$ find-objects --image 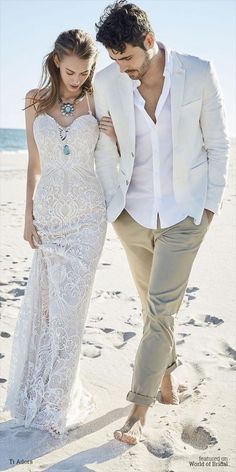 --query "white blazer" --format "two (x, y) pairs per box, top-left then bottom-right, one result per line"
(94, 50), (230, 223)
